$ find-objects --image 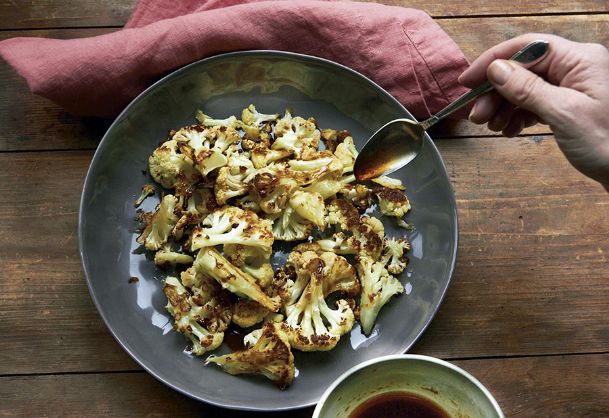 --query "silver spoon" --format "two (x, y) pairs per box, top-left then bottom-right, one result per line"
(354, 40), (550, 181)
